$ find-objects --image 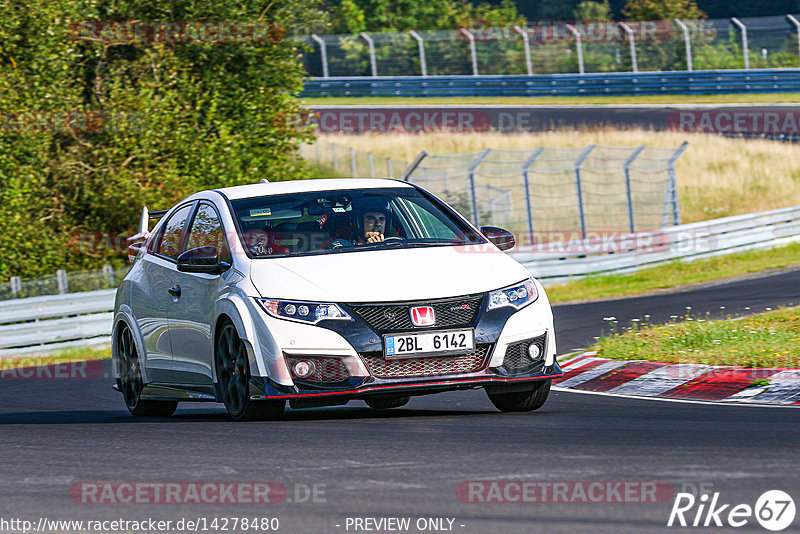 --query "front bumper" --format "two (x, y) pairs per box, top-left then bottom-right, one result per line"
(249, 347), (563, 402)
(250, 282), (559, 401)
